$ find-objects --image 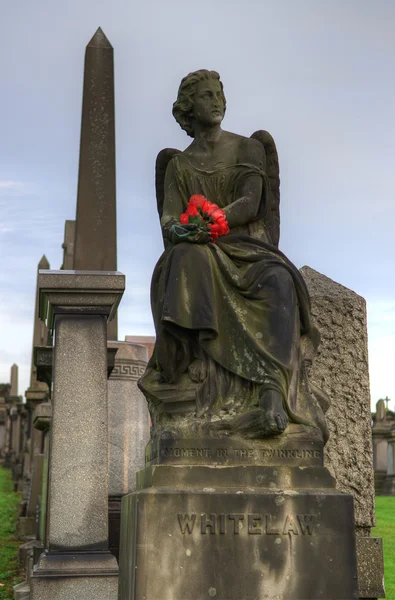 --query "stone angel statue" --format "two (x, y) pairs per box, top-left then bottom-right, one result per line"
(139, 69), (328, 444)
